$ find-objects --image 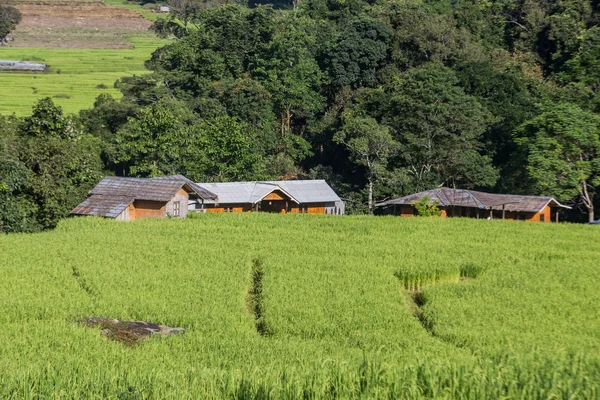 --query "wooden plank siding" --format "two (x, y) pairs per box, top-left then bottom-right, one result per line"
(131, 200), (166, 220)
(205, 204), (253, 213)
